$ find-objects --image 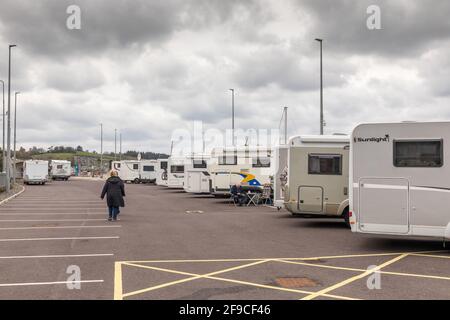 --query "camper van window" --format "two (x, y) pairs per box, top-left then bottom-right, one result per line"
(193, 160), (207, 169)
(57, 165), (63, 169)
(394, 140), (443, 167)
(252, 157), (271, 168)
(133, 164), (139, 170)
(171, 165), (184, 173)
(218, 156), (237, 165)
(308, 154), (342, 175)
(143, 166), (154, 172)
(160, 161), (168, 170)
